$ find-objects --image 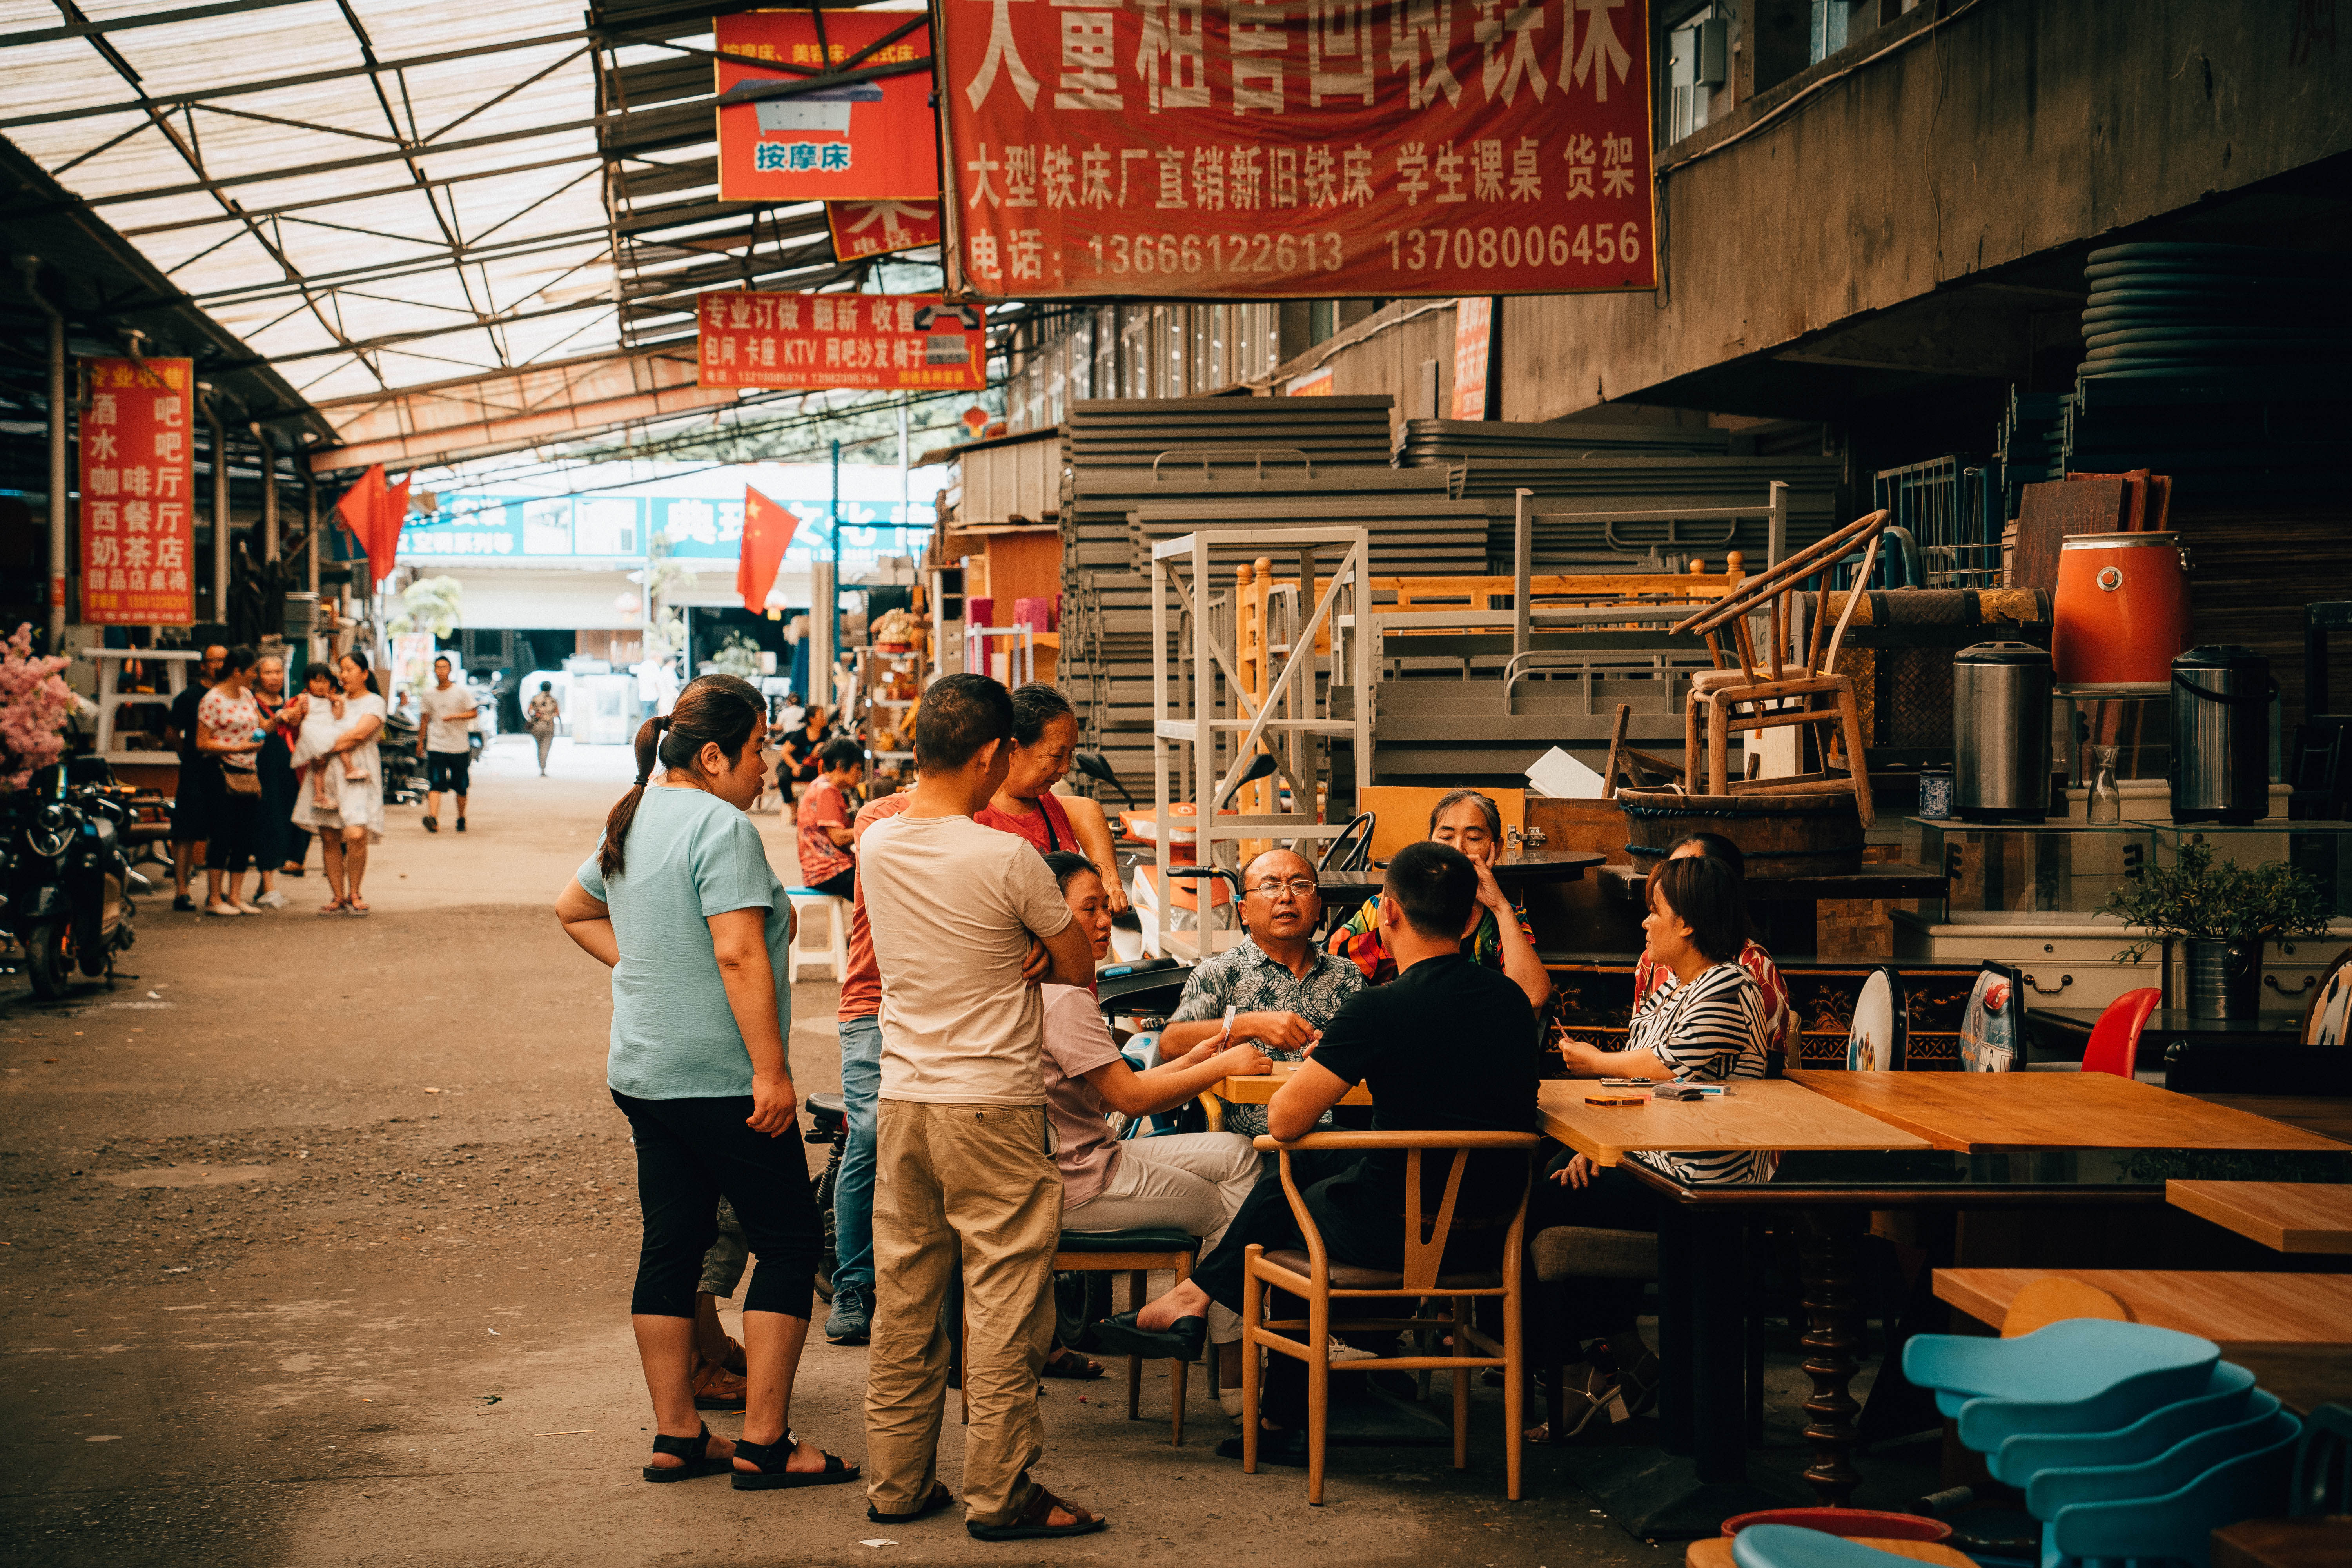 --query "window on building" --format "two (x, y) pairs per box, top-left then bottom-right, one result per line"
(1809, 0), (1849, 64)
